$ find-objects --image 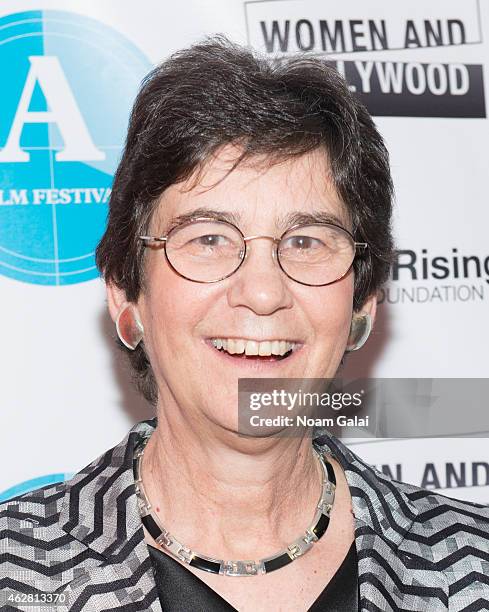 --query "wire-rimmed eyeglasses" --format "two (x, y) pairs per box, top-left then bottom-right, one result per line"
(139, 217), (368, 287)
